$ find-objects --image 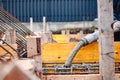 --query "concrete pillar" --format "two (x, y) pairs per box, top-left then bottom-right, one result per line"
(26, 36), (41, 57)
(80, 30), (84, 39)
(26, 36), (42, 78)
(61, 30), (65, 35)
(39, 32), (52, 44)
(5, 29), (16, 44)
(98, 0), (114, 80)
(66, 30), (70, 43)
